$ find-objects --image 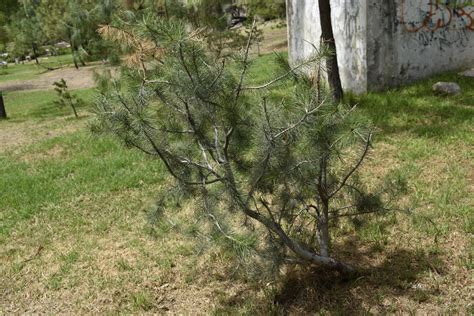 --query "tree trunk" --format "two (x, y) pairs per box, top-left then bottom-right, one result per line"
(318, 0), (343, 102)
(32, 43), (39, 64)
(222, 162), (354, 273)
(67, 29), (79, 69)
(317, 157), (331, 257)
(0, 92), (7, 119)
(70, 102), (78, 118)
(71, 48), (79, 70)
(318, 200), (330, 257)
